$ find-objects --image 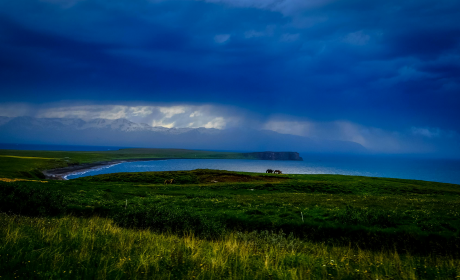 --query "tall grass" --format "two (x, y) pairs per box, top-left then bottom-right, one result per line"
(1, 213), (459, 279)
(1, 170), (460, 278)
(2, 180), (459, 255)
